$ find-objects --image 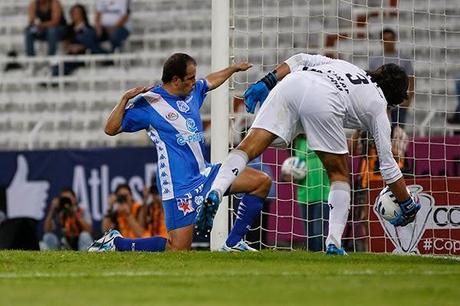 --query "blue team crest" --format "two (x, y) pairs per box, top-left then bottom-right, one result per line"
(176, 100), (190, 113)
(186, 118), (198, 132)
(177, 197), (195, 216)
